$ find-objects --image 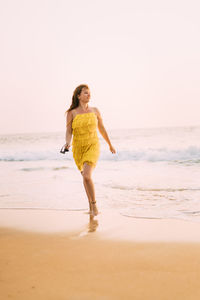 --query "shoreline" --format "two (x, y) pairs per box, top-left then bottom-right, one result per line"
(1, 208), (200, 242)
